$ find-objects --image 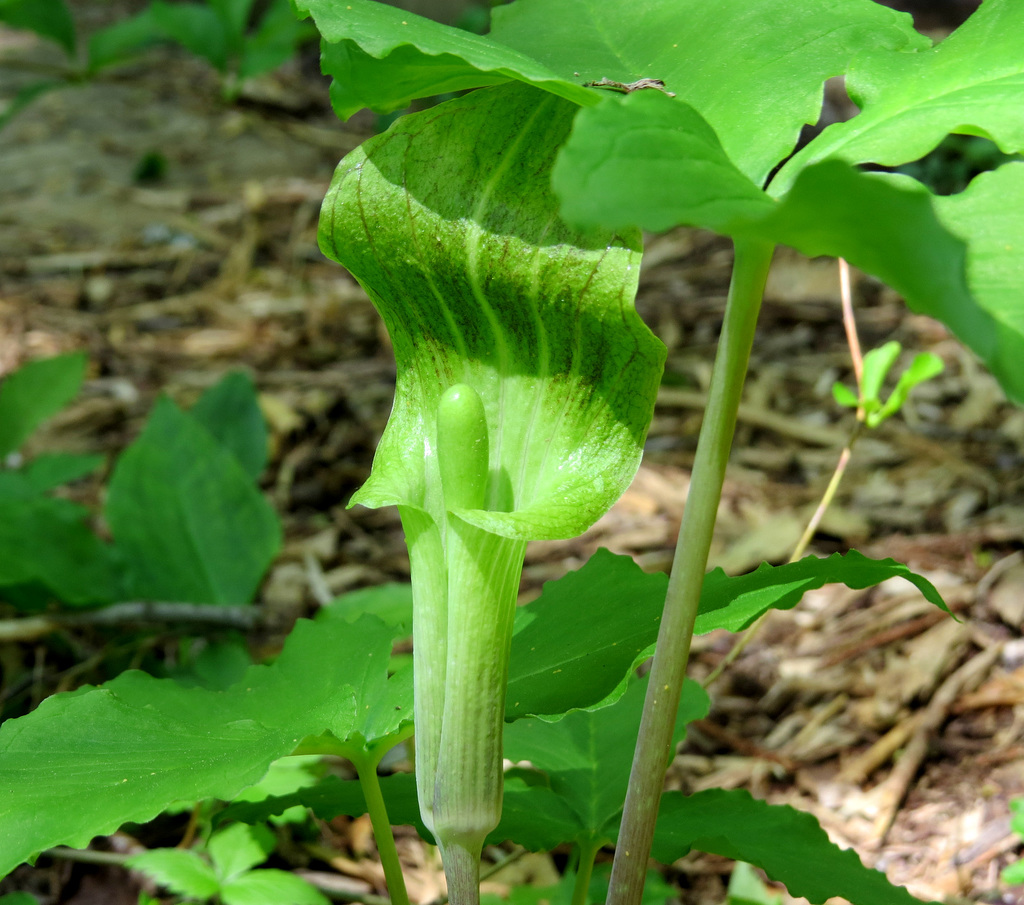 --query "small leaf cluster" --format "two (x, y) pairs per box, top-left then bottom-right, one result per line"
(0, 353), (279, 619)
(127, 822), (328, 905)
(832, 341), (945, 429)
(0, 0), (314, 127)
